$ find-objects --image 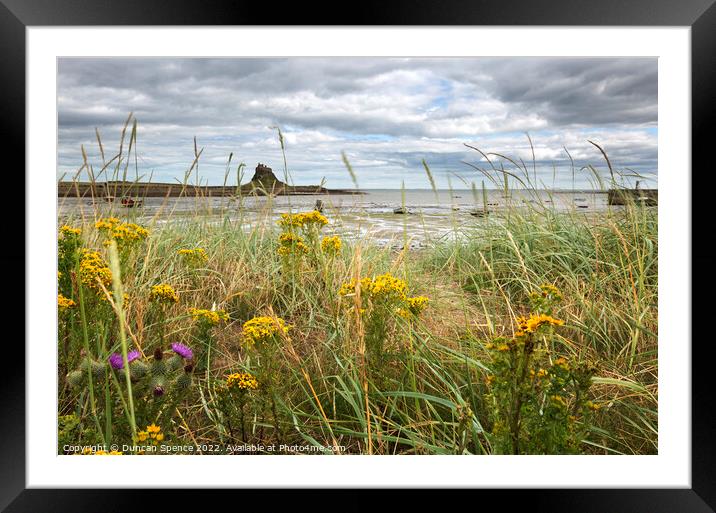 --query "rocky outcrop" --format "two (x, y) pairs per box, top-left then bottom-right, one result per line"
(240, 163), (325, 195)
